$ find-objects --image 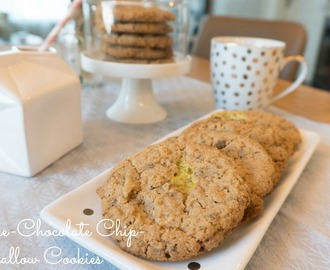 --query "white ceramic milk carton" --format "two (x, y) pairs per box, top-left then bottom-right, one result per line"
(0, 46), (83, 177)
